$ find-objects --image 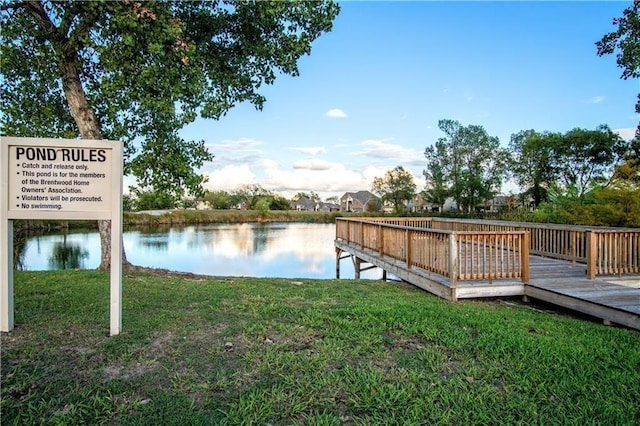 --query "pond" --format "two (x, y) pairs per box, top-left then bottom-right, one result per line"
(16, 223), (382, 279)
